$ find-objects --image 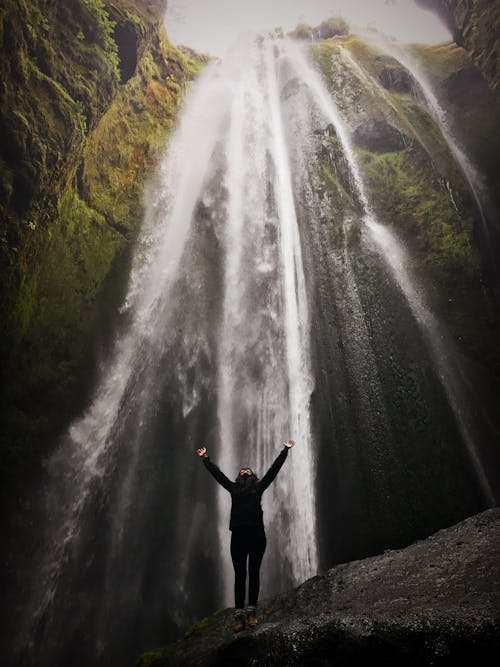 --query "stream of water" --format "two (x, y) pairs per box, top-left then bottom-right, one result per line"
(11, 34), (498, 667)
